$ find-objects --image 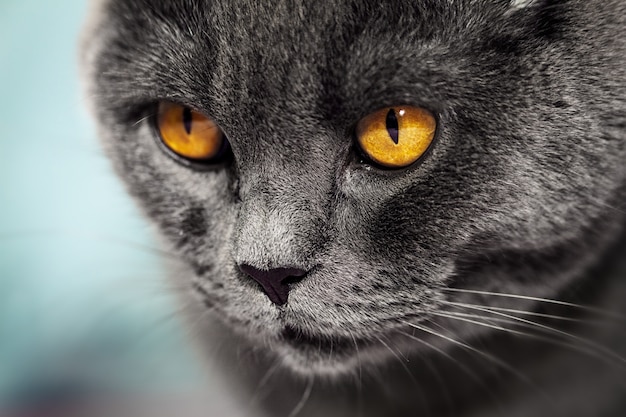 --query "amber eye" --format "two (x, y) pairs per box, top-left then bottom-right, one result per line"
(157, 102), (227, 162)
(356, 106), (436, 168)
